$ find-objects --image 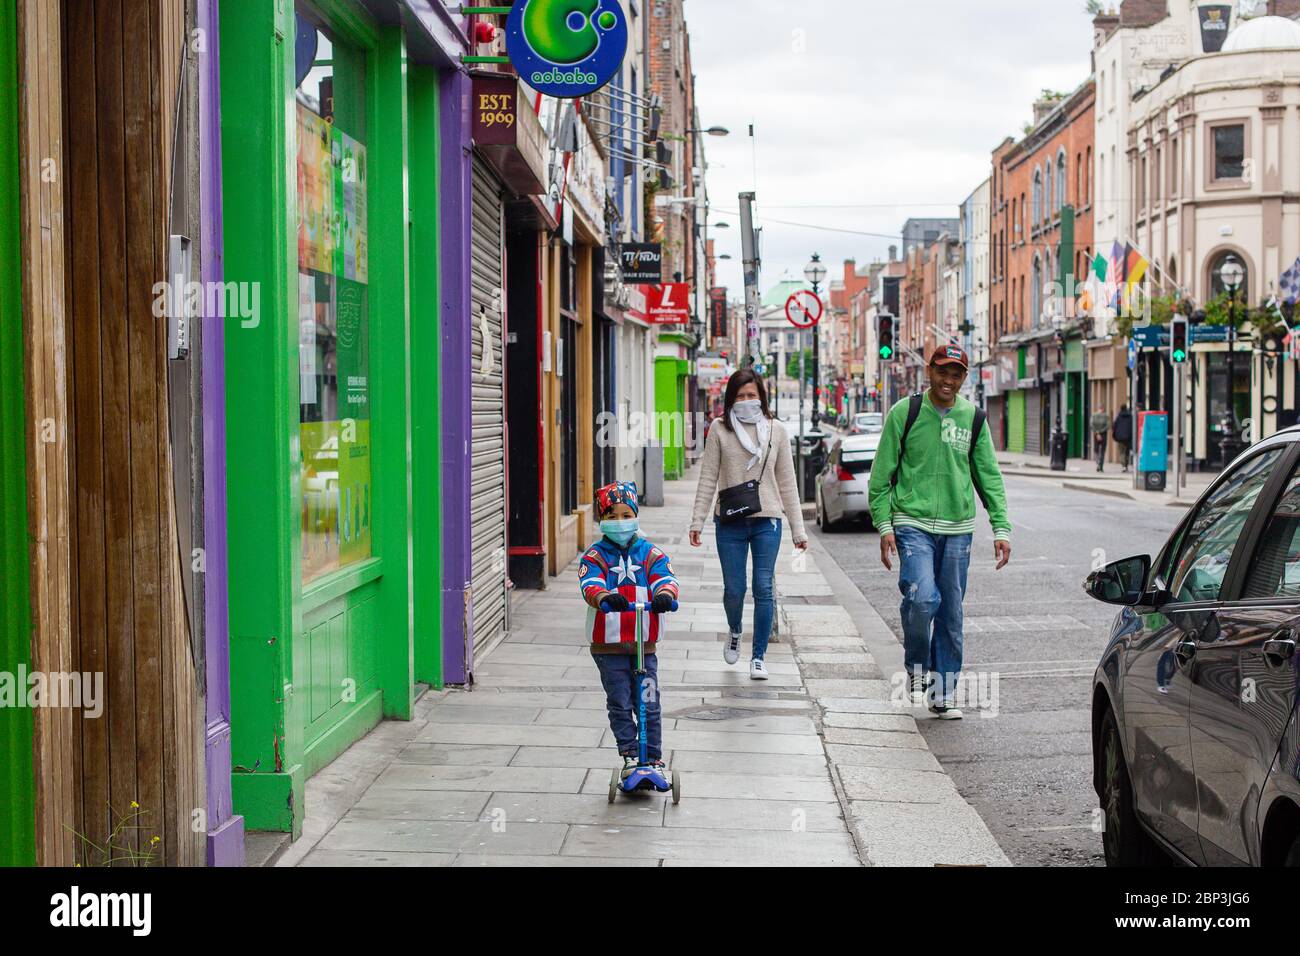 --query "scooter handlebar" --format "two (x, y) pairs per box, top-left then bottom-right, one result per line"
(628, 599), (679, 613)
